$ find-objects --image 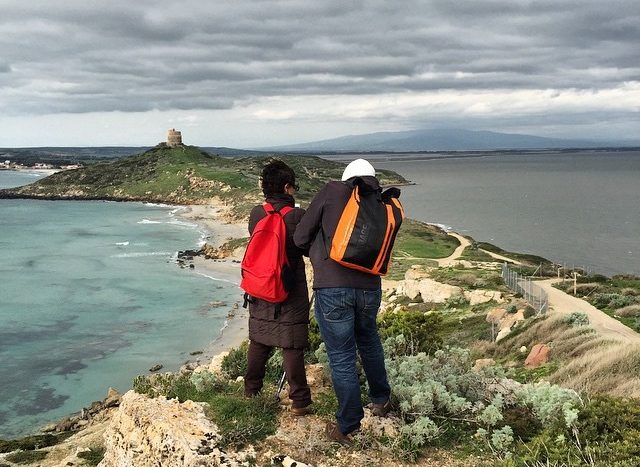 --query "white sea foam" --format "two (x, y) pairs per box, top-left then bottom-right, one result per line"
(115, 241), (130, 246)
(429, 222), (453, 232)
(143, 202), (173, 208)
(112, 251), (172, 258)
(167, 219), (199, 229)
(195, 271), (240, 286)
(137, 219), (162, 224)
